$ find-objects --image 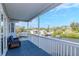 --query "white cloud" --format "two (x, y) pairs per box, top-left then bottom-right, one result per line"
(55, 3), (79, 11)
